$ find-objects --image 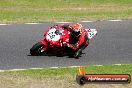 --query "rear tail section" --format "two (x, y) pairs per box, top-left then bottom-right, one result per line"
(85, 29), (97, 39)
